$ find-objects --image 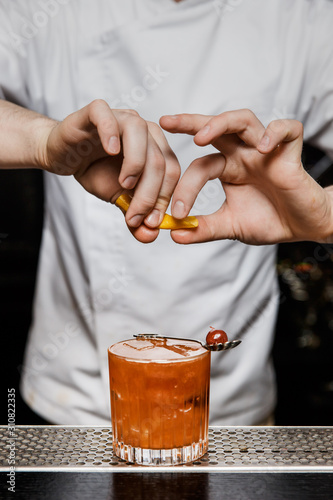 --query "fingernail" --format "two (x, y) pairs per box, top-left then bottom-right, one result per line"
(127, 214), (142, 227)
(259, 135), (270, 149)
(199, 125), (210, 136)
(122, 175), (138, 189)
(109, 136), (120, 154)
(173, 200), (186, 219)
(145, 209), (162, 227)
(164, 115), (178, 120)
